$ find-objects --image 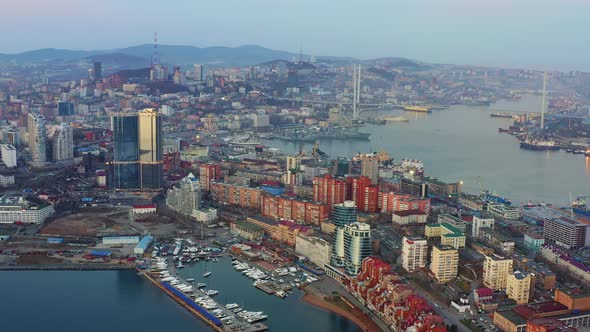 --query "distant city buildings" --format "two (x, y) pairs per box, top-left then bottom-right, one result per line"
(93, 61), (102, 82)
(472, 215), (495, 237)
(194, 64), (203, 81)
(0, 144), (17, 168)
(360, 153), (379, 184)
(112, 108), (163, 190)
